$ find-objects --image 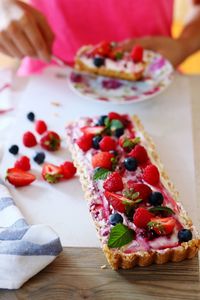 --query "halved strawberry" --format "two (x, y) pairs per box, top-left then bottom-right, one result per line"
(40, 131), (61, 151)
(108, 47), (124, 60)
(104, 191), (134, 213)
(89, 41), (112, 57)
(42, 163), (63, 183)
(6, 168), (36, 187)
(127, 181), (152, 202)
(92, 152), (114, 170)
(147, 217), (176, 235)
(133, 207), (154, 228)
(80, 126), (104, 136)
